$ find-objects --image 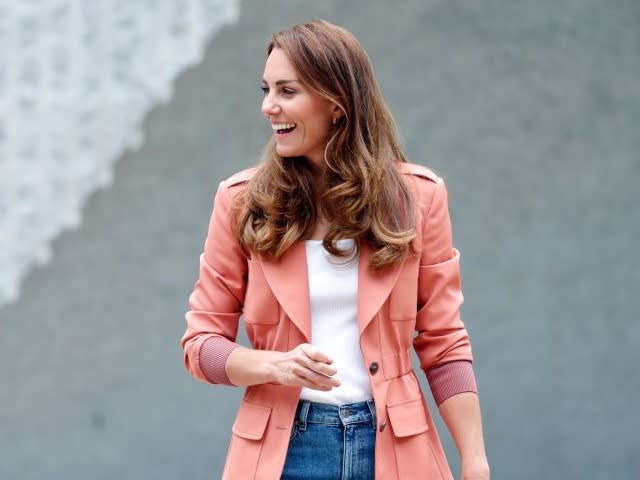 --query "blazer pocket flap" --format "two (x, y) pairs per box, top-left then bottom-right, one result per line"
(232, 401), (272, 440)
(387, 398), (429, 438)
